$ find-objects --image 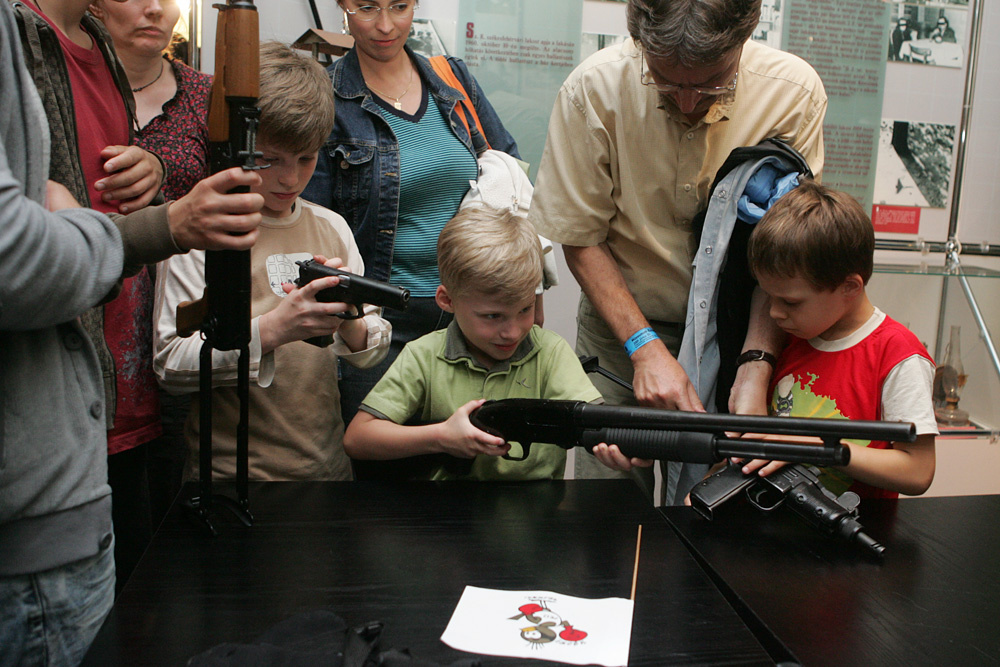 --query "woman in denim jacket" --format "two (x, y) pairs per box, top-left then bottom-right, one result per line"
(302, 0), (519, 480)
